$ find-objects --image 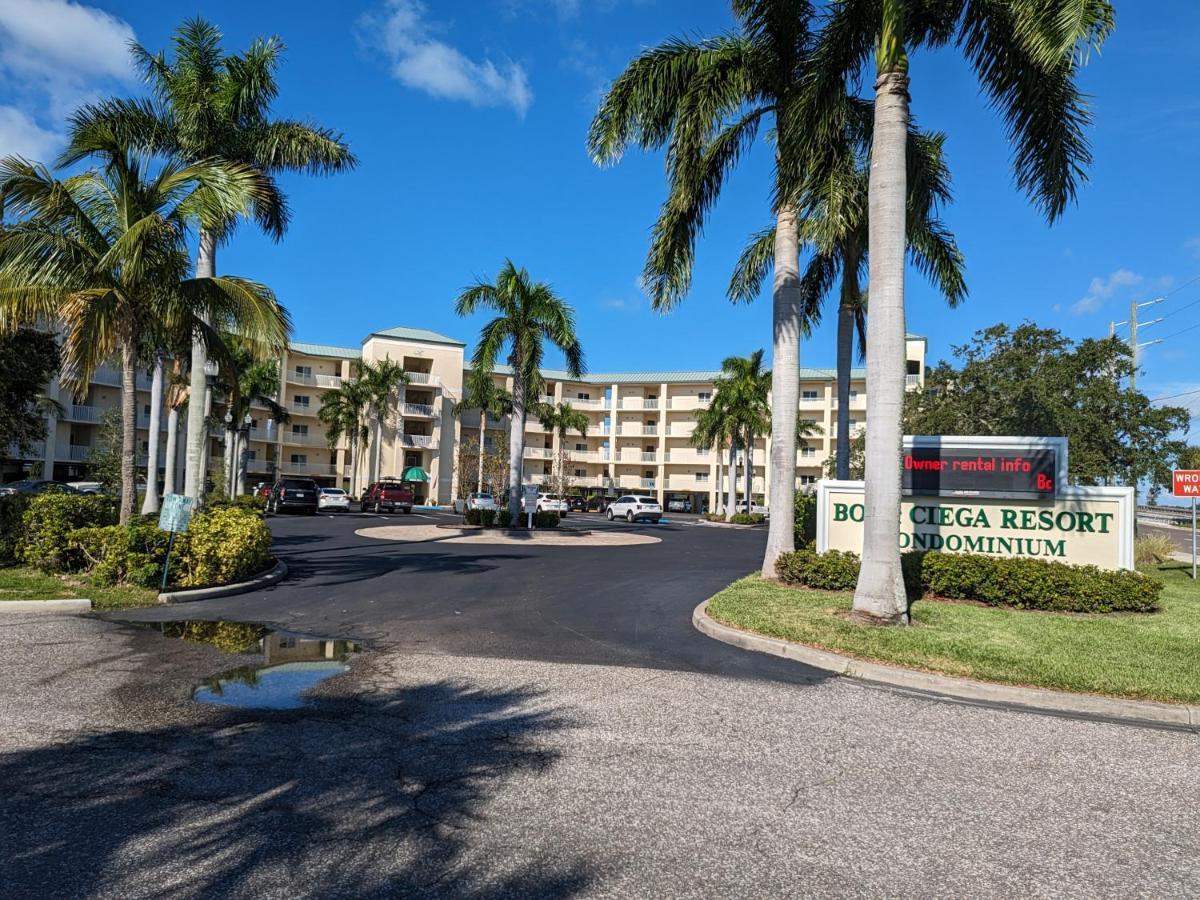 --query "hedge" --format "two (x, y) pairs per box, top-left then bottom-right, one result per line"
(728, 513), (765, 526)
(0, 493), (30, 565)
(181, 506), (272, 587)
(491, 508), (559, 529)
(20, 493), (118, 572)
(69, 520), (176, 588)
(774, 549), (1161, 614)
(464, 507), (497, 526)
